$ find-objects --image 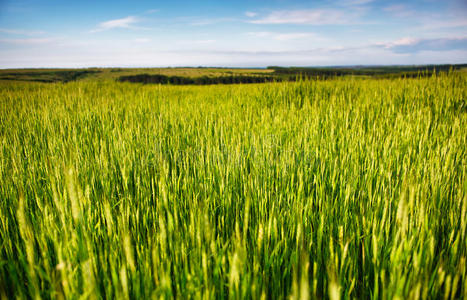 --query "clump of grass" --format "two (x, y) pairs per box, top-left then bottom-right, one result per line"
(0, 72), (465, 299)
